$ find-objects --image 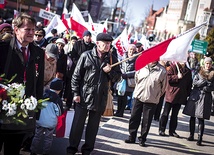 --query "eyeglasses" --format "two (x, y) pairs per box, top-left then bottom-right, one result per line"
(35, 34), (43, 37)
